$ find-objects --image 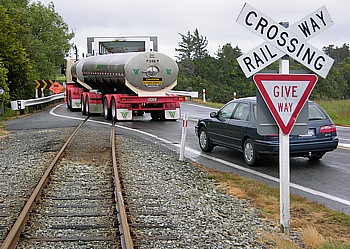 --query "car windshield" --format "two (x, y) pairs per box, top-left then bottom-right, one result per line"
(217, 102), (238, 119)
